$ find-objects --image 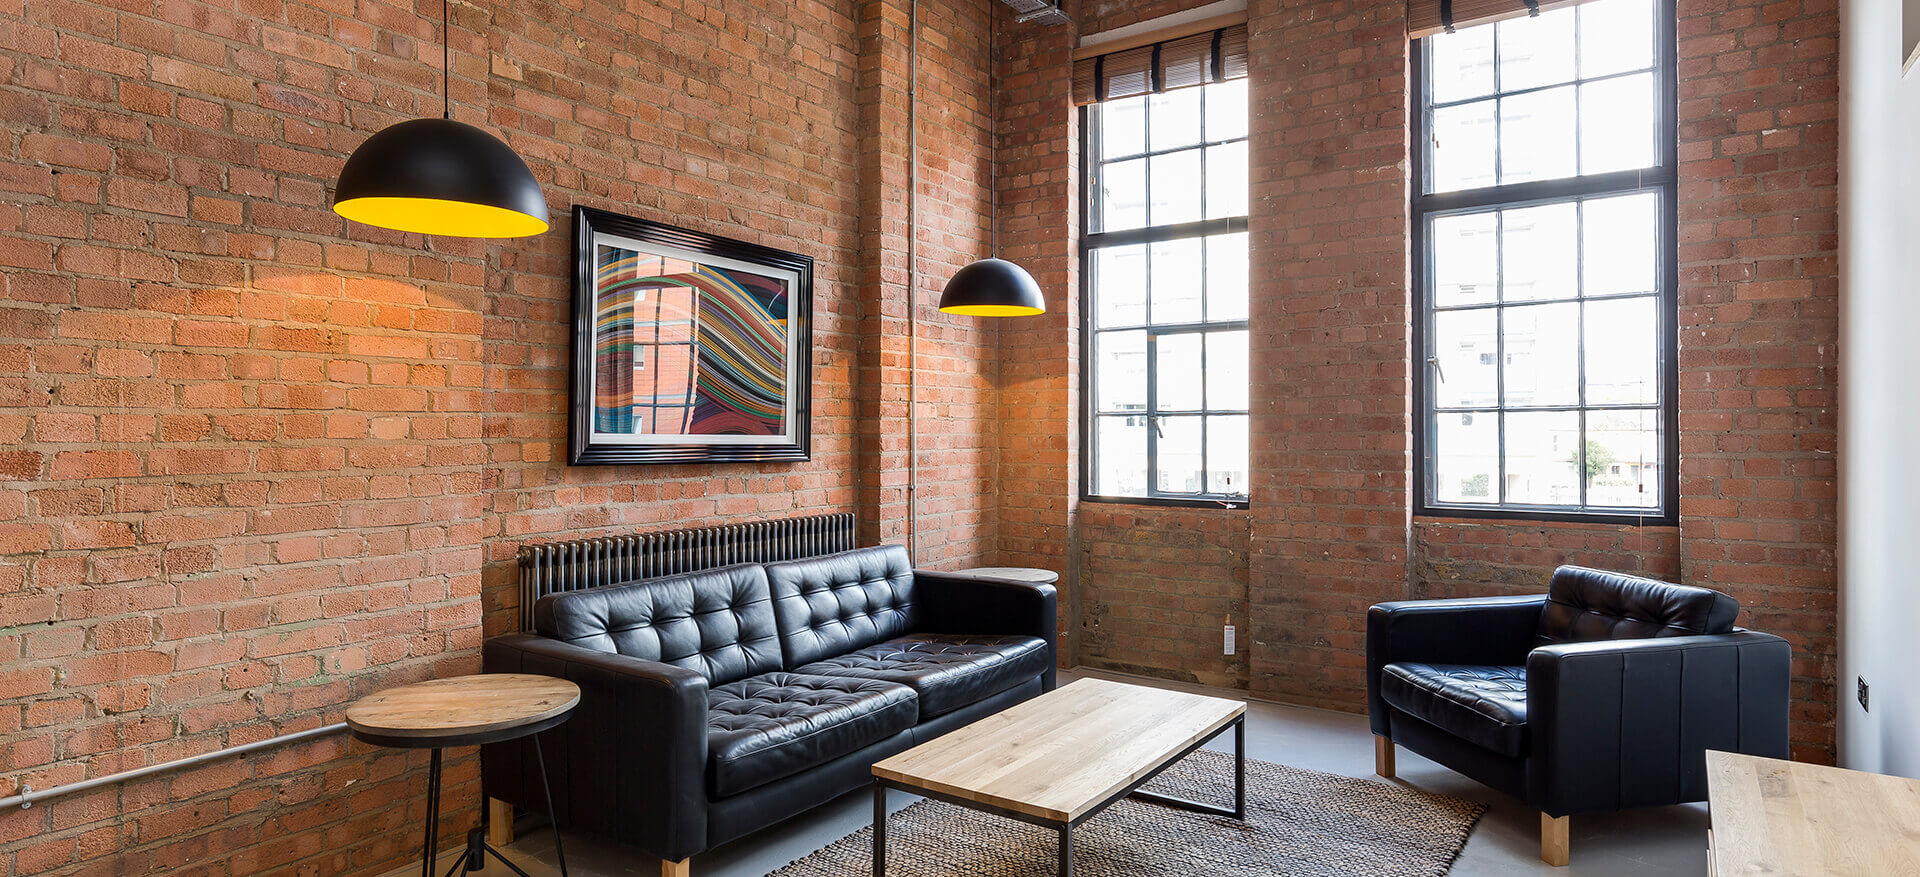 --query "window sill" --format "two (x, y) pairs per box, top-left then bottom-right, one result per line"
(1082, 494), (1250, 511)
(1415, 507), (1676, 527)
